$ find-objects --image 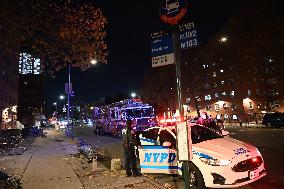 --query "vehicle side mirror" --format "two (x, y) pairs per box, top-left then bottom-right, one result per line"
(221, 130), (230, 136)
